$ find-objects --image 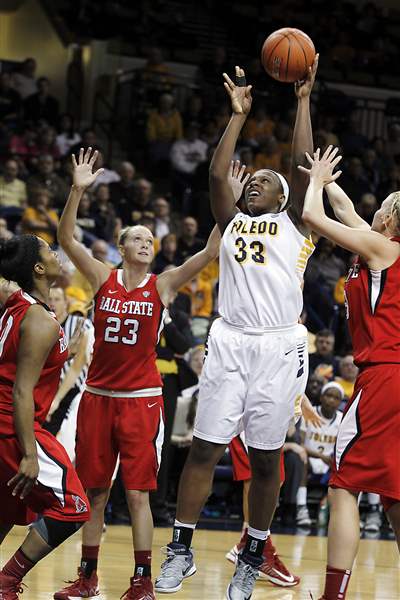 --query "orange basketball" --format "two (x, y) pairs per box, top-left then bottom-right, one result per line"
(261, 28), (316, 83)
